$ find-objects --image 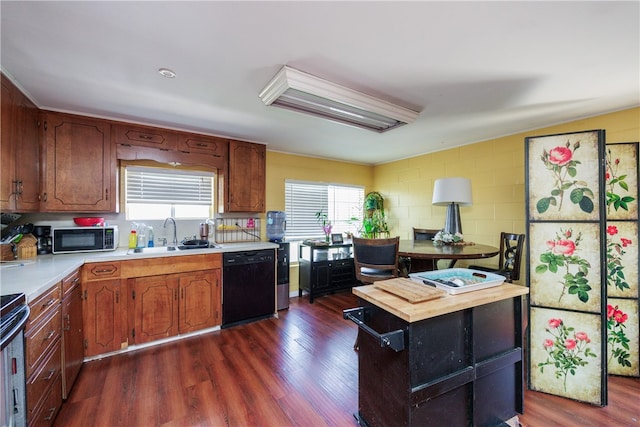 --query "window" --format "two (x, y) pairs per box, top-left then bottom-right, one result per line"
(125, 166), (214, 220)
(285, 180), (364, 261)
